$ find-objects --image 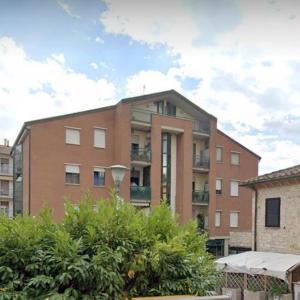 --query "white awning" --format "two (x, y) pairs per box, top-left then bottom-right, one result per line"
(216, 251), (300, 281)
